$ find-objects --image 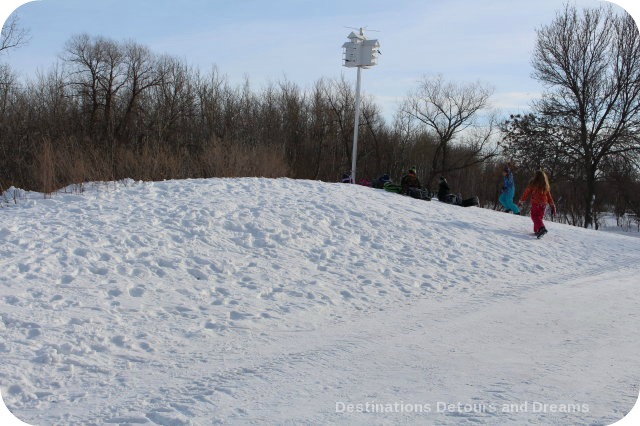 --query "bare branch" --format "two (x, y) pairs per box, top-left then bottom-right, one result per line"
(0, 15), (29, 54)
